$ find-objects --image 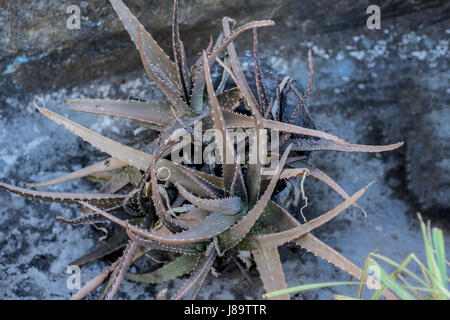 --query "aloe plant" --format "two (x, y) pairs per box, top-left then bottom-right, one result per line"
(0, 0), (404, 300)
